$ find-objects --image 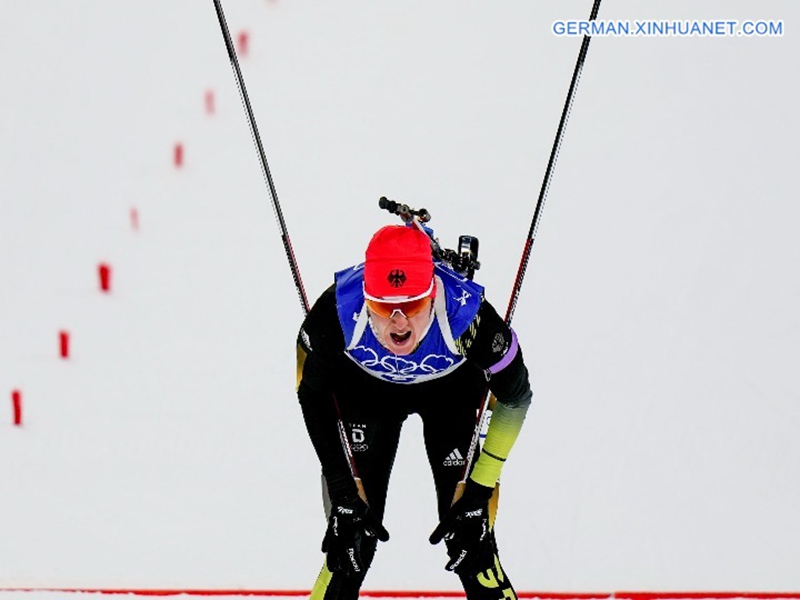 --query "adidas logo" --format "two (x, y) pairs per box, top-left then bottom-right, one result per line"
(443, 448), (466, 467)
